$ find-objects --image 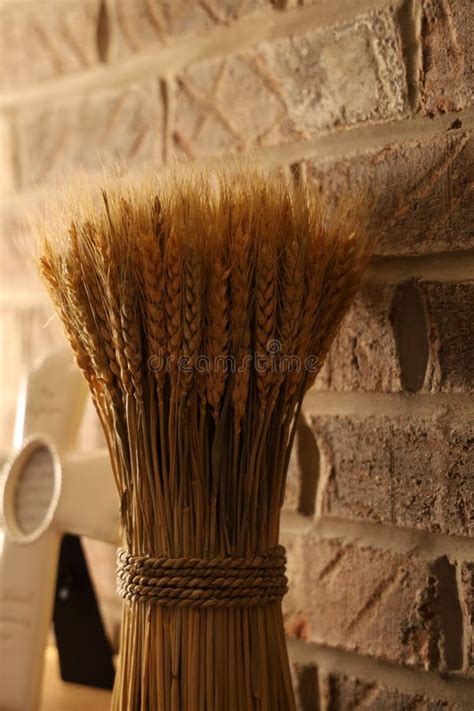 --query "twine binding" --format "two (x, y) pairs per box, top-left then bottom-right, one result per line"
(117, 545), (288, 608)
